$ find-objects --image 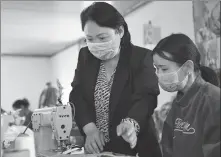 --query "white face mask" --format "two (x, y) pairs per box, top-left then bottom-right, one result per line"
(87, 39), (120, 60)
(156, 63), (190, 92)
(14, 116), (26, 125)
